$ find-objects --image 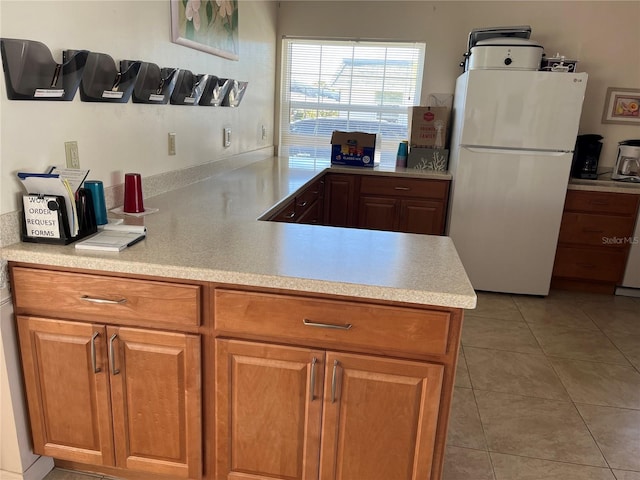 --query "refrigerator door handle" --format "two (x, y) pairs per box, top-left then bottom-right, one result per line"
(463, 146), (570, 156)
